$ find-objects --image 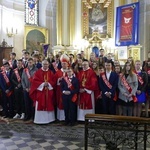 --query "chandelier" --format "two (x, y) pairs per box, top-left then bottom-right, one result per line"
(82, 0), (112, 9)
